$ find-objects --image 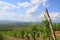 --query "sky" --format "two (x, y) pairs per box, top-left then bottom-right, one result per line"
(0, 0), (60, 22)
